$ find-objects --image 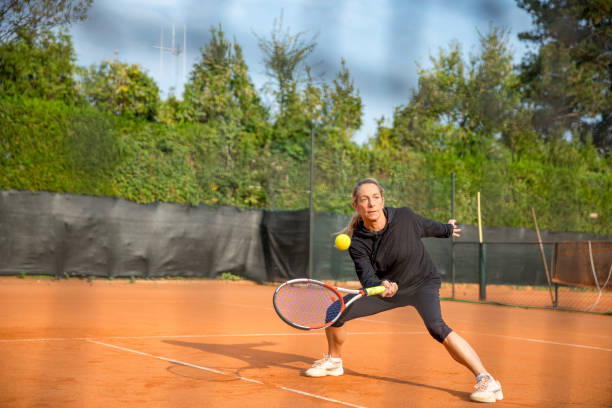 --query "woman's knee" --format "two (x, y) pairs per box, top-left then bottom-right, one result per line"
(426, 319), (452, 343)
